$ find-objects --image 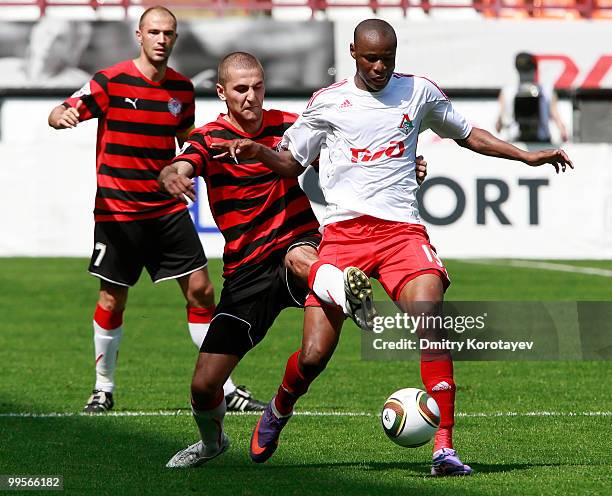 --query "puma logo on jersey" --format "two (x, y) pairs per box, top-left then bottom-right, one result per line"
(399, 114), (414, 135)
(124, 97), (139, 109)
